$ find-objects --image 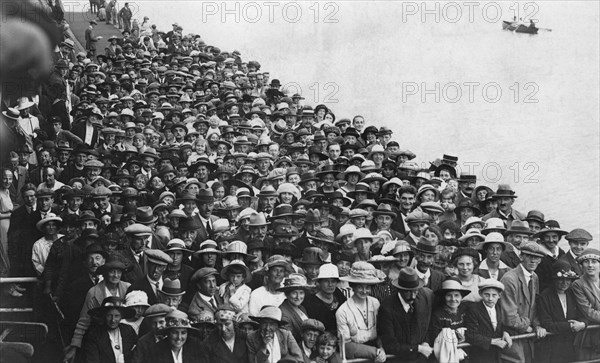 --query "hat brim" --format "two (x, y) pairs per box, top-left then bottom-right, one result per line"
(220, 261), (253, 283)
(36, 217), (63, 231)
(339, 276), (383, 285)
(88, 305), (136, 319)
(391, 279), (424, 290)
(277, 284), (314, 293)
(435, 288), (471, 297)
(249, 316), (287, 326)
